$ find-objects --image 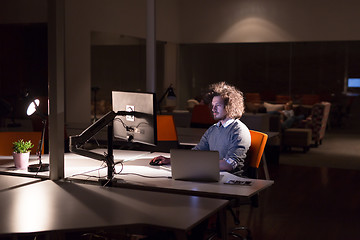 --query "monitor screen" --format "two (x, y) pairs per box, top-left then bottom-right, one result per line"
(112, 91), (157, 146)
(348, 78), (360, 88)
